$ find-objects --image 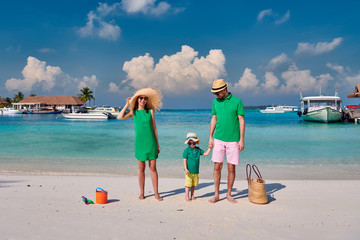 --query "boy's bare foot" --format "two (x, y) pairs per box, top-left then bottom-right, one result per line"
(208, 196), (219, 203)
(191, 196), (197, 200)
(155, 194), (163, 201)
(226, 195), (237, 204)
(138, 194), (145, 200)
(185, 196), (190, 202)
